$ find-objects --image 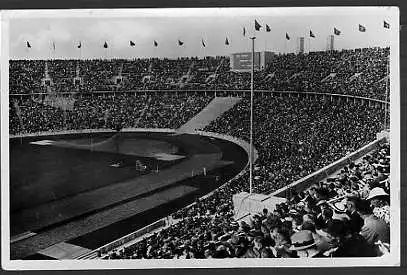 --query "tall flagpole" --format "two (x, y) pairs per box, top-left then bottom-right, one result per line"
(249, 36), (256, 194)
